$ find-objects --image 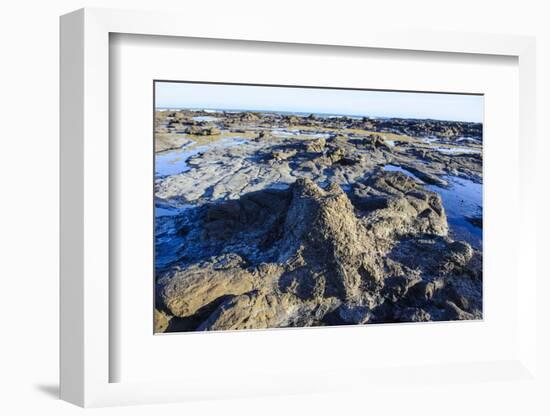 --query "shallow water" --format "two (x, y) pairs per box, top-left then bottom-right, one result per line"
(432, 146), (481, 155)
(155, 142), (202, 177)
(271, 128), (330, 139)
(383, 165), (482, 249)
(192, 116), (219, 122)
(426, 176), (482, 249)
(155, 205), (196, 269)
(155, 205), (192, 217)
(155, 137), (249, 217)
(155, 137), (247, 178)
